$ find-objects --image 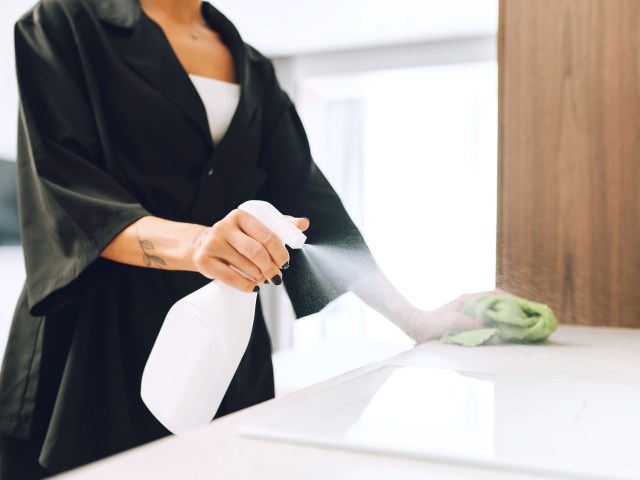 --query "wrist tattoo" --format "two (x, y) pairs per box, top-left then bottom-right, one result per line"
(192, 227), (210, 245)
(136, 228), (167, 269)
